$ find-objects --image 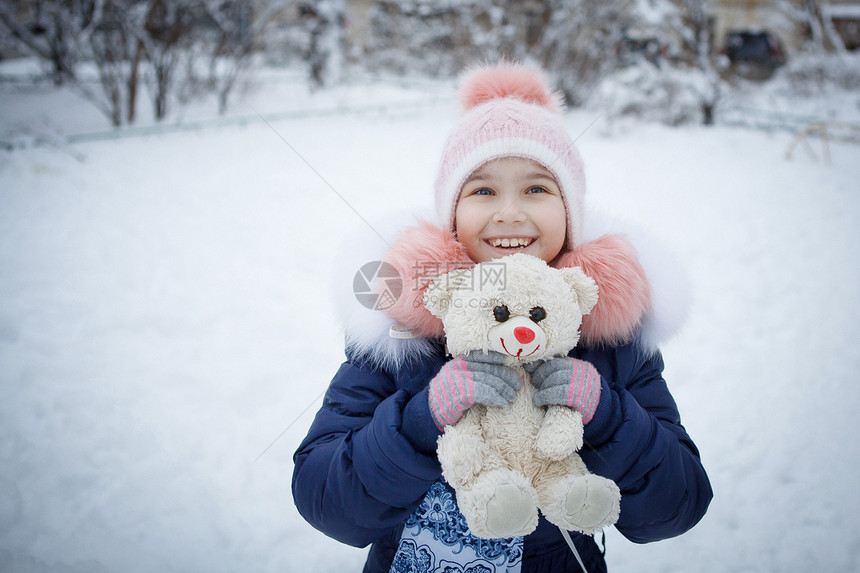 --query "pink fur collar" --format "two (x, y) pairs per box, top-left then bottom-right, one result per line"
(382, 221), (652, 347)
